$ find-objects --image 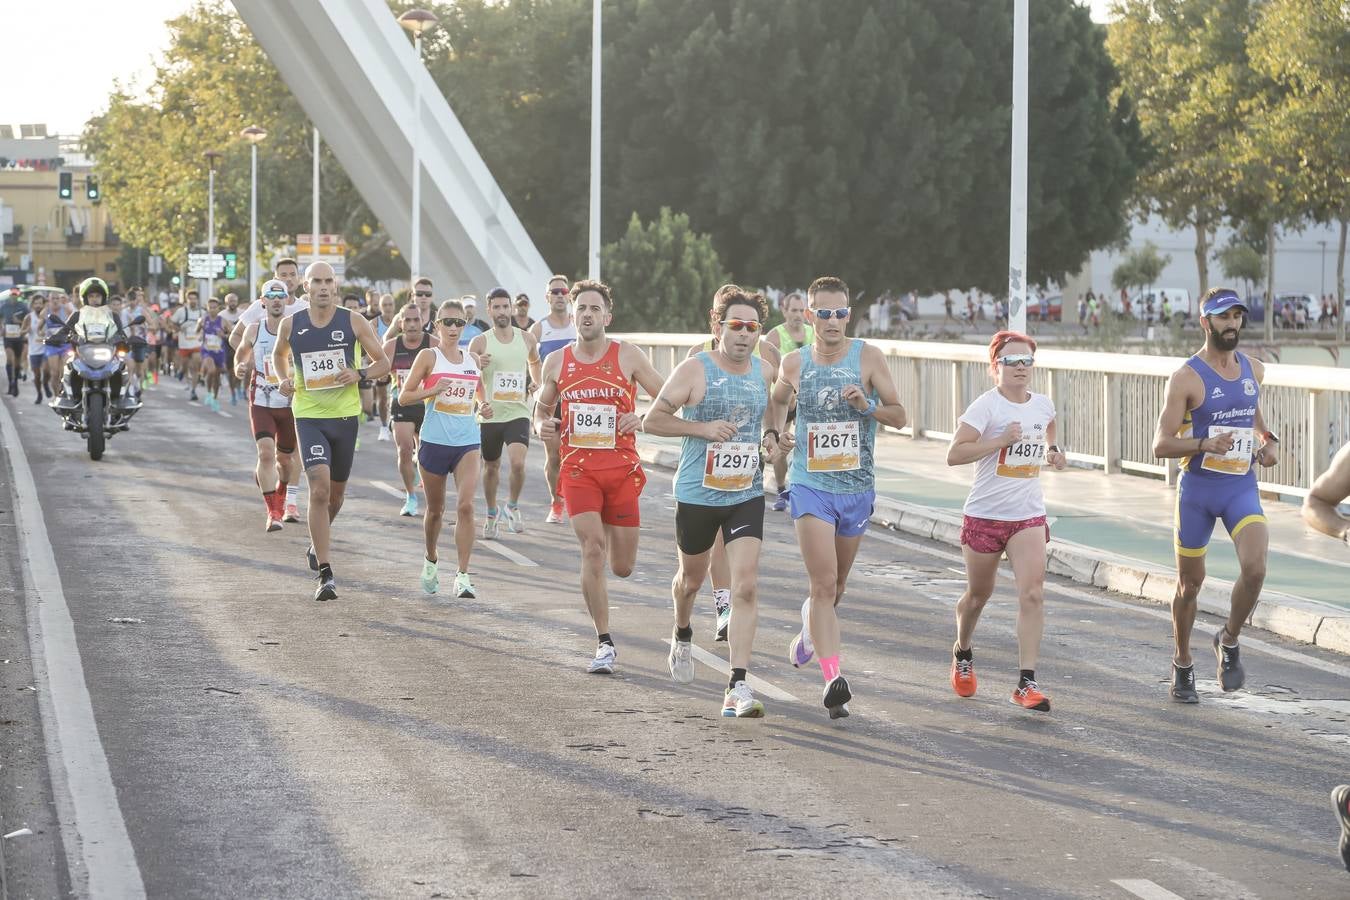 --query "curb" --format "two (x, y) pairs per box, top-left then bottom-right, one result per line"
(636, 443), (1350, 657)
